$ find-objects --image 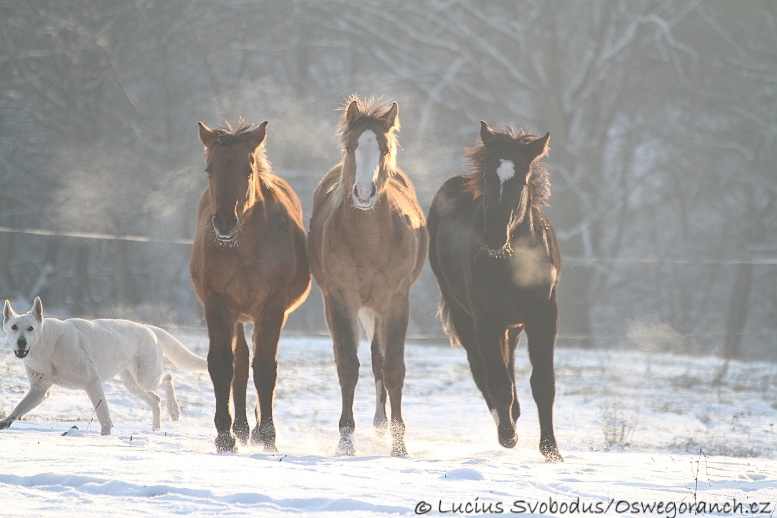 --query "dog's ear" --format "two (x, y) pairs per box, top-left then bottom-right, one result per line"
(3, 300), (13, 324)
(32, 297), (43, 322)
